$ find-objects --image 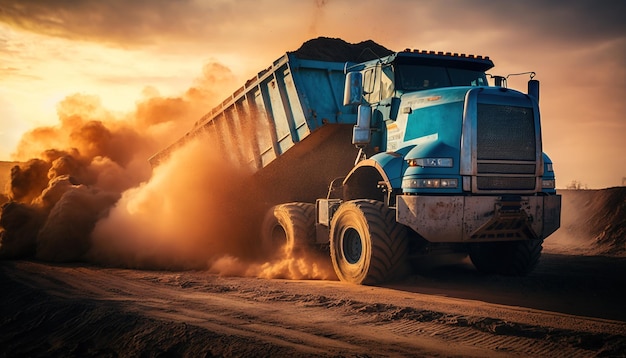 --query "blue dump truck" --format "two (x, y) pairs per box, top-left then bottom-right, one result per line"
(152, 38), (561, 284)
